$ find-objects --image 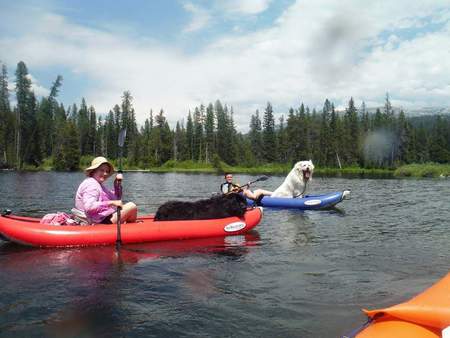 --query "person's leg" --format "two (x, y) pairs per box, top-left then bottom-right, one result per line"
(122, 202), (137, 222)
(111, 202), (138, 223)
(242, 189), (256, 200)
(243, 189), (272, 200)
(253, 189), (272, 199)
